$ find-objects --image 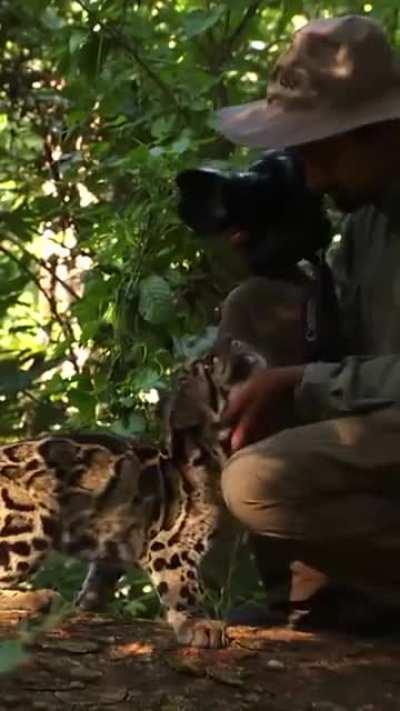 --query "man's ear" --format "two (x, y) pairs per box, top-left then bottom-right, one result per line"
(229, 349), (267, 384)
(213, 337), (268, 385)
